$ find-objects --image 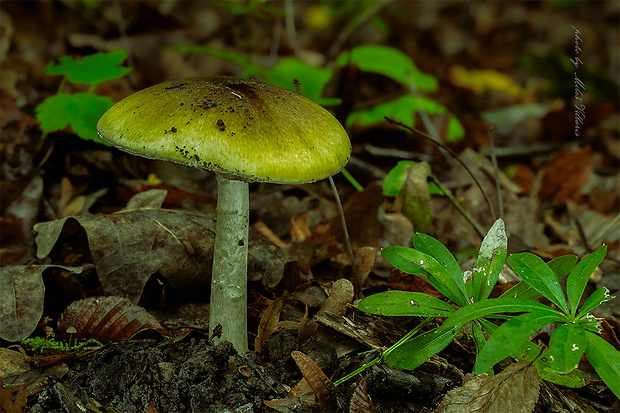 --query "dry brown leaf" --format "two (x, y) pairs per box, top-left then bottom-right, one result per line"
(317, 279), (355, 318)
(355, 247), (377, 289)
(291, 350), (346, 412)
(57, 296), (171, 341)
(34, 189), (287, 303)
(0, 377), (26, 413)
(0, 265), (81, 342)
(349, 376), (376, 413)
(538, 147), (593, 203)
(255, 297), (283, 357)
(263, 377), (316, 412)
(437, 360), (540, 413)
